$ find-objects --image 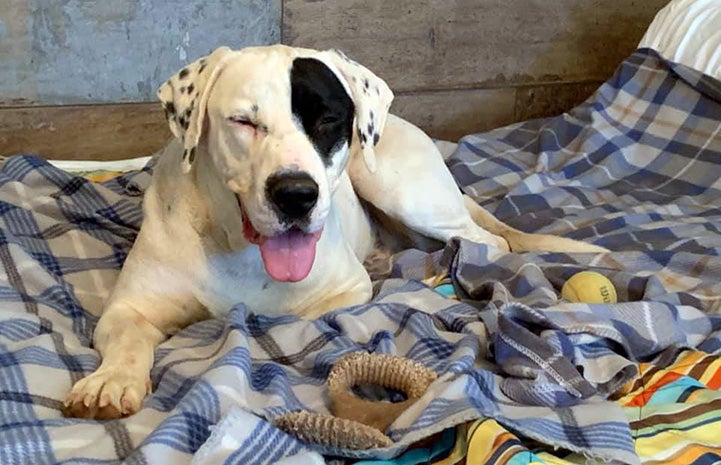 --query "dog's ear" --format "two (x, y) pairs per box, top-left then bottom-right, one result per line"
(316, 49), (393, 173)
(157, 46), (233, 173)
